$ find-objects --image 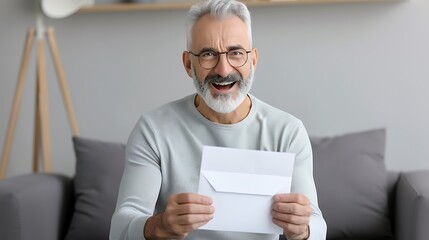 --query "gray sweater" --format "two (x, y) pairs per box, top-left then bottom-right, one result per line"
(110, 94), (327, 240)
